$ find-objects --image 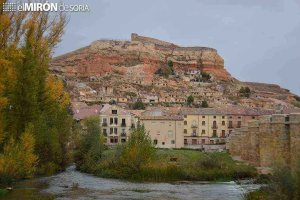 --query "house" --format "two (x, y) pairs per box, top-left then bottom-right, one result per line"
(180, 108), (228, 146)
(140, 115), (184, 149)
(99, 104), (137, 145)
